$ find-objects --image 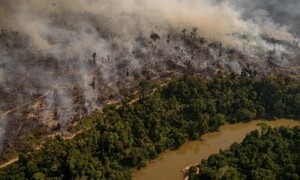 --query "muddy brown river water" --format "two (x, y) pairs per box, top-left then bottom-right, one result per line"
(133, 119), (300, 180)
